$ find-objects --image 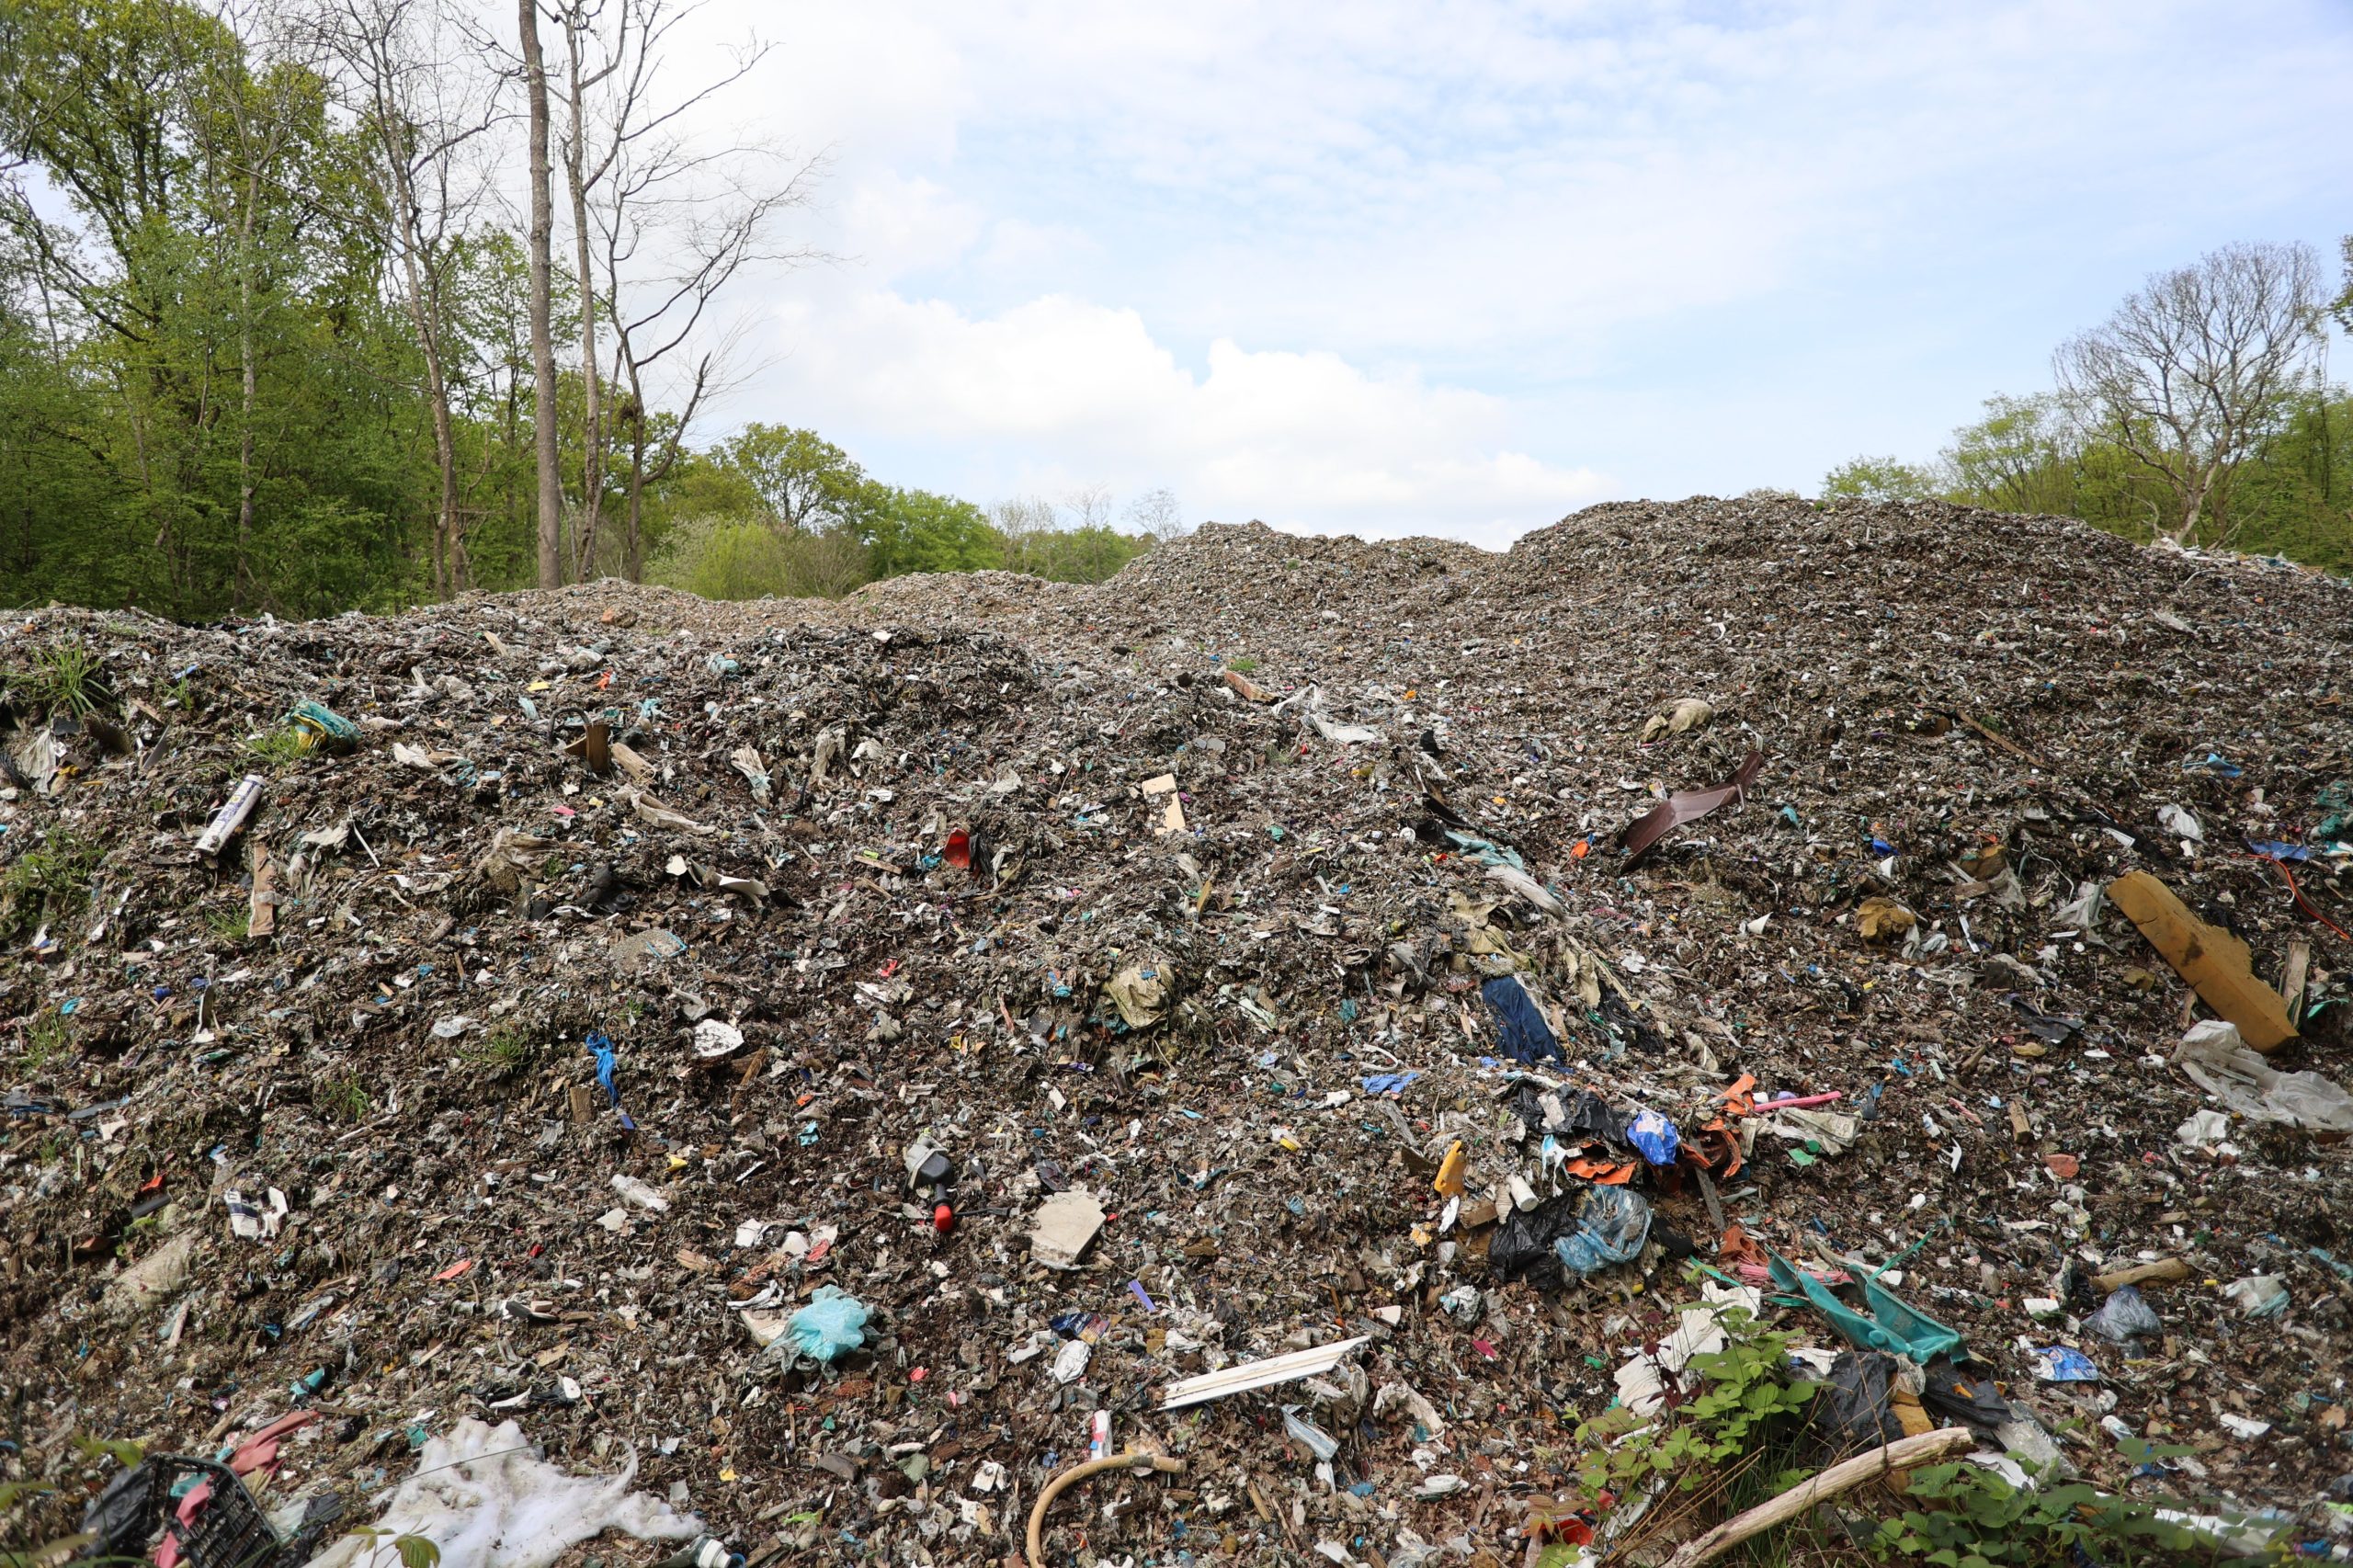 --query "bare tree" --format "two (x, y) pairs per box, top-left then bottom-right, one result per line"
(562, 0), (814, 580)
(1060, 483), (1113, 531)
(554, 0), (613, 581)
(1123, 485), (1188, 543)
(2053, 242), (2324, 545)
(517, 0), (562, 587)
(2335, 234), (2352, 336)
(314, 0), (503, 599)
